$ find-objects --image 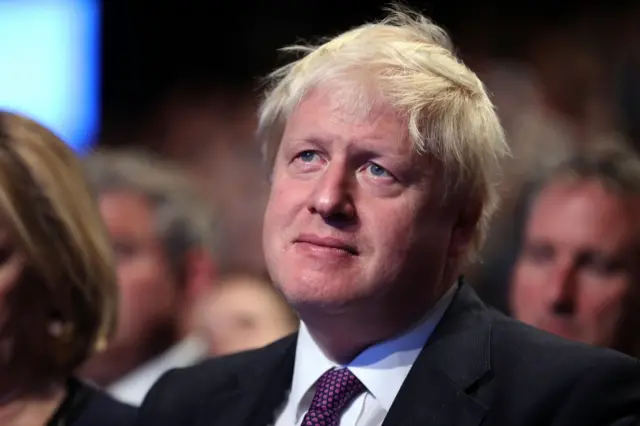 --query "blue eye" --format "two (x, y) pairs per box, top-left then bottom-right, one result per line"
(367, 163), (391, 178)
(297, 151), (317, 162)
